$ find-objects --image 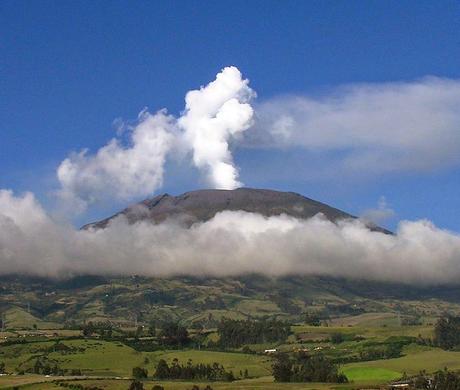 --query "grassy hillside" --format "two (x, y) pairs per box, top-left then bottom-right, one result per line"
(1, 275), (460, 328)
